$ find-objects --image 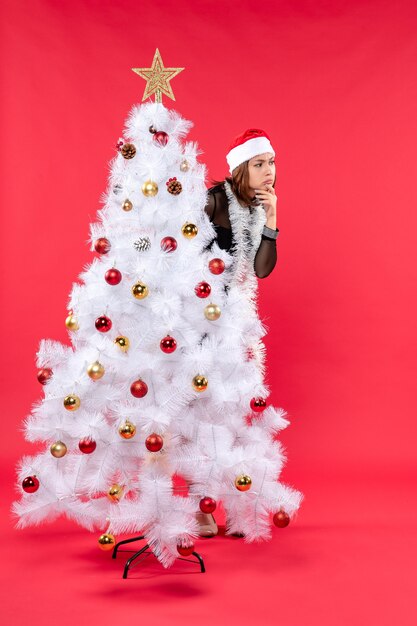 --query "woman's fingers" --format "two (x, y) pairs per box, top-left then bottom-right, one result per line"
(256, 192), (274, 202)
(255, 190), (274, 198)
(255, 188), (277, 217)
